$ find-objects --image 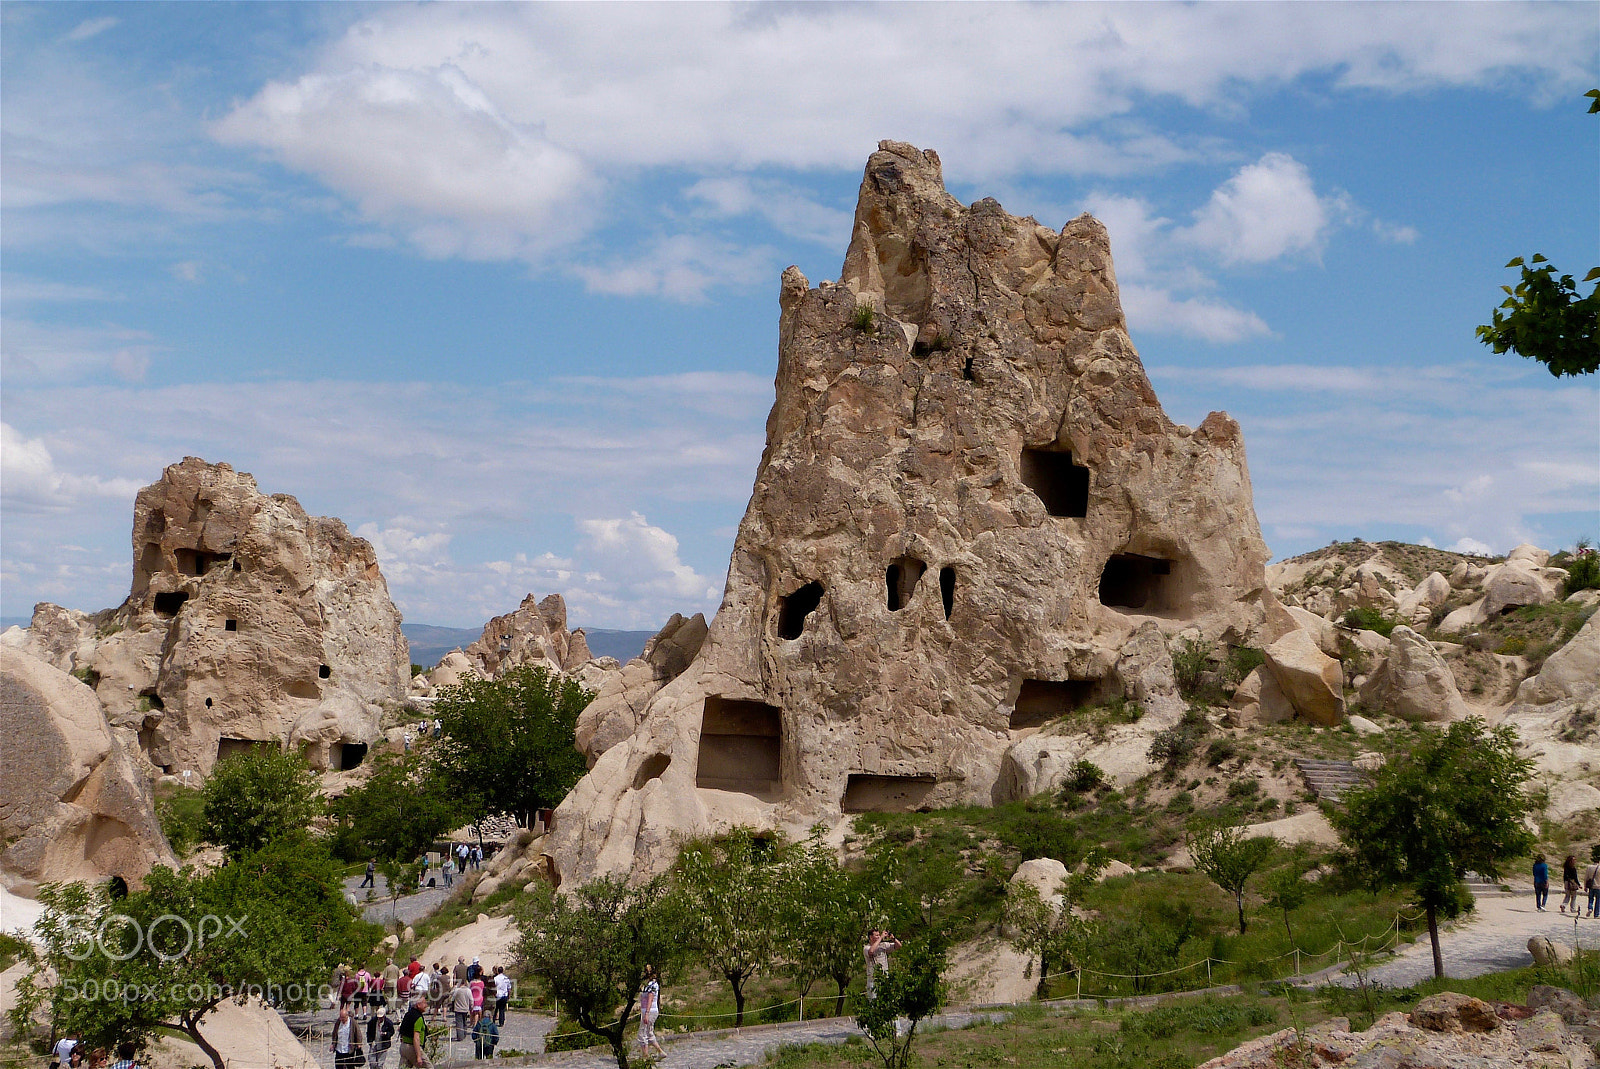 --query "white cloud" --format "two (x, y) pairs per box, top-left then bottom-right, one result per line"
(0, 318), (156, 384)
(1447, 537), (1495, 557)
(1154, 364), (1378, 392)
(0, 276), (120, 303)
(63, 17), (118, 43)
(170, 261), (200, 283)
(0, 422), (142, 513)
(197, 4), (1582, 292)
(1182, 153), (1336, 265)
(571, 235), (775, 302)
(1118, 285), (1270, 344)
